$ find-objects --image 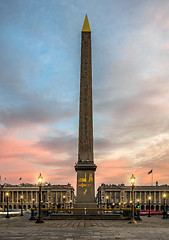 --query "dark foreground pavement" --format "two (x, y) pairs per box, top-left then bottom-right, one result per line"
(0, 214), (169, 239)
